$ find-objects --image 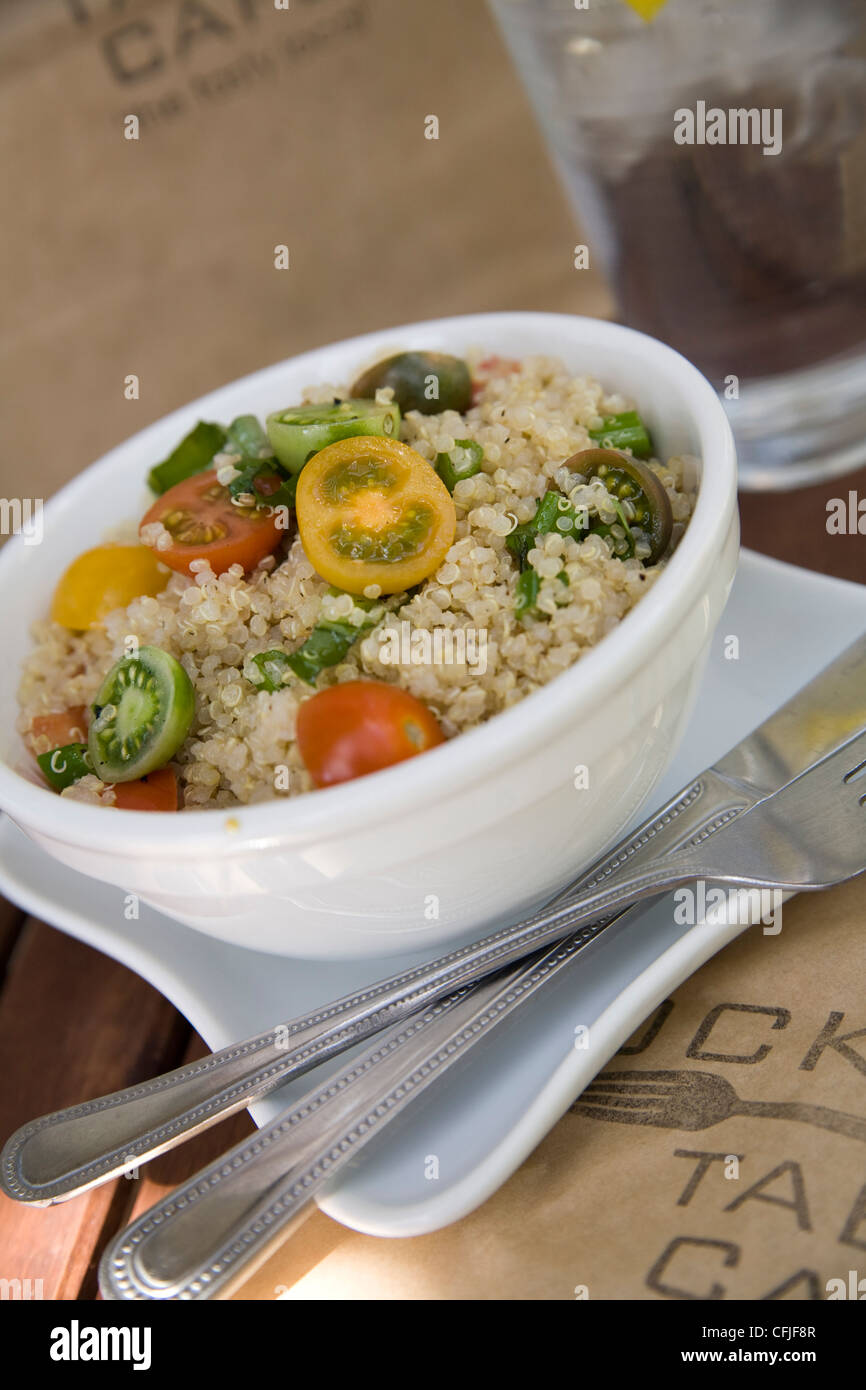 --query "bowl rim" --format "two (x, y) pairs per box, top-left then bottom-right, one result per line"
(0, 311), (737, 854)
